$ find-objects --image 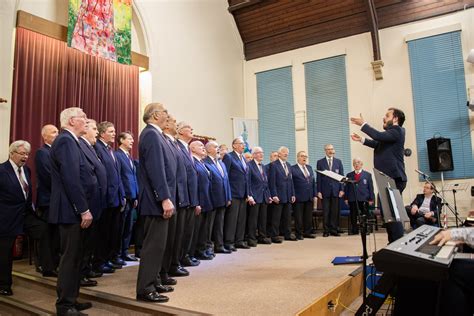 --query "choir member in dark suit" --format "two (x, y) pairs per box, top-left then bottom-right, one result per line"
(204, 141), (232, 253)
(0, 140), (32, 296)
(291, 151), (317, 240)
(344, 158), (374, 235)
(268, 146), (296, 242)
(93, 121), (126, 272)
(33, 124), (59, 276)
(136, 103), (176, 303)
(49, 107), (94, 315)
(78, 119), (107, 285)
(316, 144), (345, 237)
(222, 137), (255, 250)
(351, 107), (407, 242)
(408, 182), (441, 228)
(176, 122), (200, 267)
(247, 146), (272, 246)
(115, 132), (139, 262)
(218, 144), (229, 161)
